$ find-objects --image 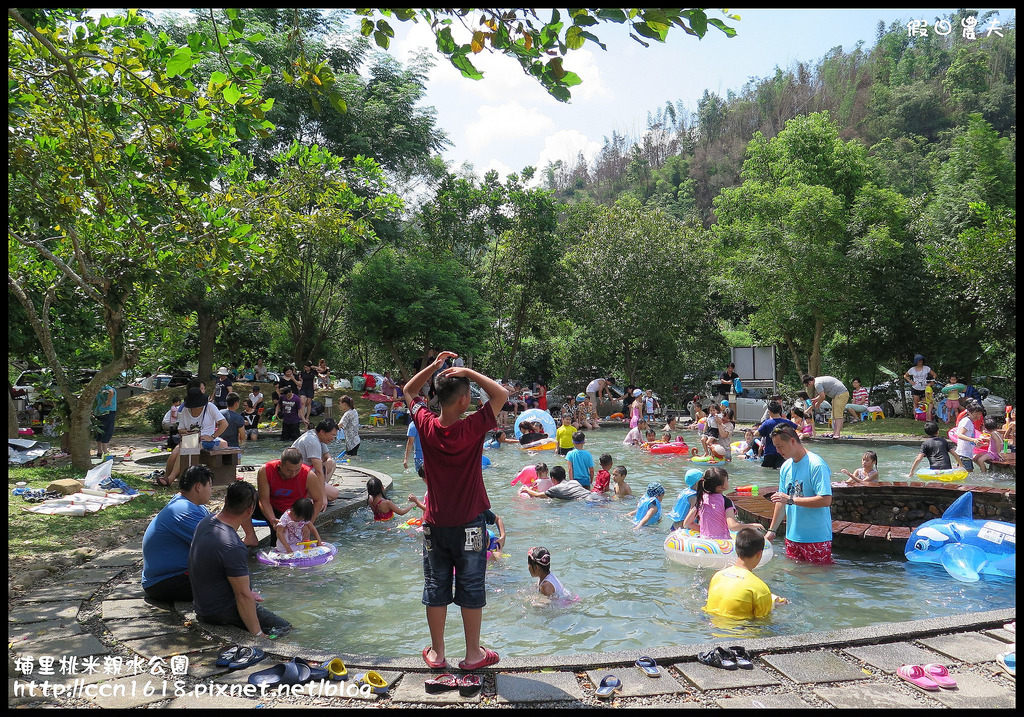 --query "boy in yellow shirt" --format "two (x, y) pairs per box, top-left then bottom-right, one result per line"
(705, 528), (787, 619)
(555, 414), (577, 456)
